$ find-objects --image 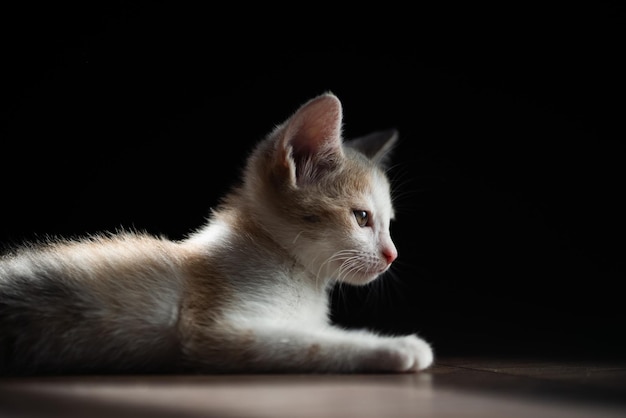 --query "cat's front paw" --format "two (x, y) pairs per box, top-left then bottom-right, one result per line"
(375, 334), (434, 373)
(399, 335), (434, 372)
